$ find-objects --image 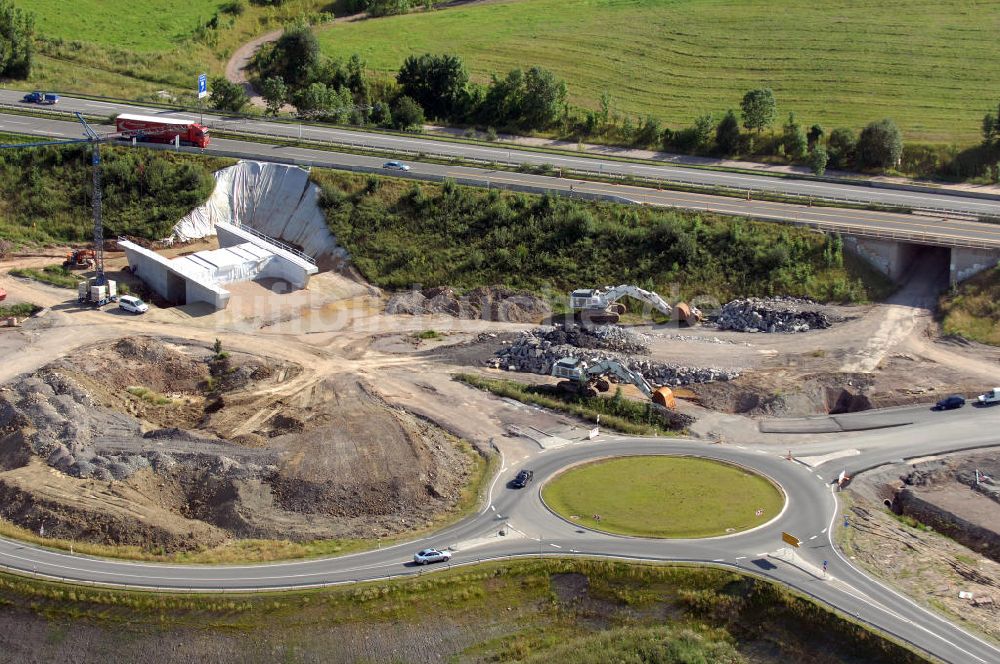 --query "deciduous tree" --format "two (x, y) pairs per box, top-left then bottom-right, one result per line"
(740, 88), (776, 134)
(857, 118), (903, 169)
